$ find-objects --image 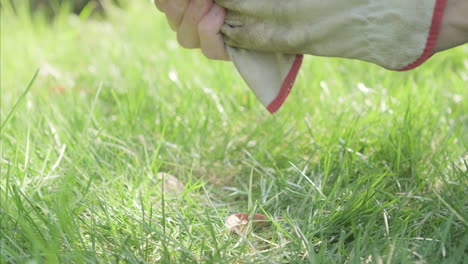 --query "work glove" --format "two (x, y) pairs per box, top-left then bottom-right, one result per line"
(219, 0), (446, 113)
